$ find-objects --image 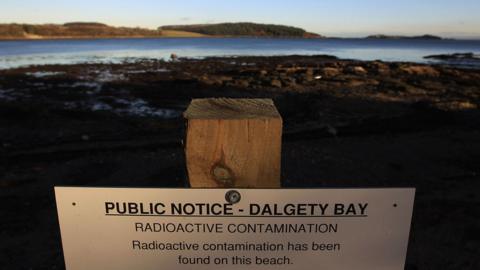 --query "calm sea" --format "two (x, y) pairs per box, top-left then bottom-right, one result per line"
(0, 37), (479, 69)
